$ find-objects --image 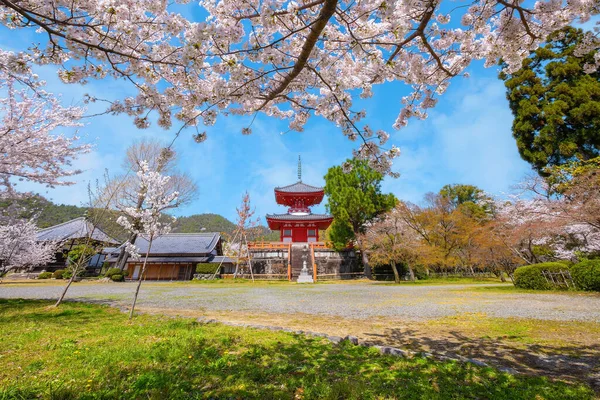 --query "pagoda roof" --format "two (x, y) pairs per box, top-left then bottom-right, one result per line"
(266, 213), (332, 221)
(274, 181), (323, 194)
